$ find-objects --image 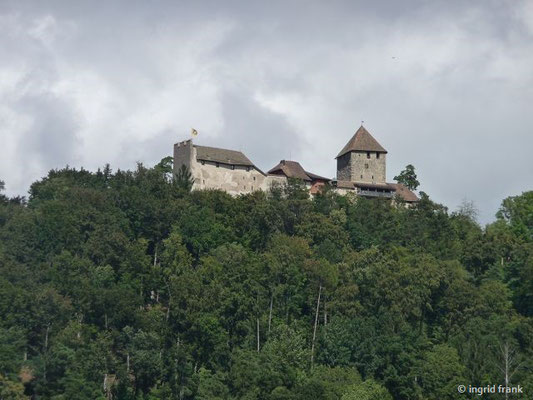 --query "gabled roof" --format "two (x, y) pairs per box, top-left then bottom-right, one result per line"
(268, 160), (311, 181)
(388, 183), (419, 202)
(336, 126), (387, 158)
(268, 160), (330, 182)
(305, 171), (330, 182)
(195, 145), (254, 167)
